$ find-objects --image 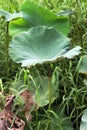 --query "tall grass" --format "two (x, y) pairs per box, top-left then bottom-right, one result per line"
(0, 0), (87, 130)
